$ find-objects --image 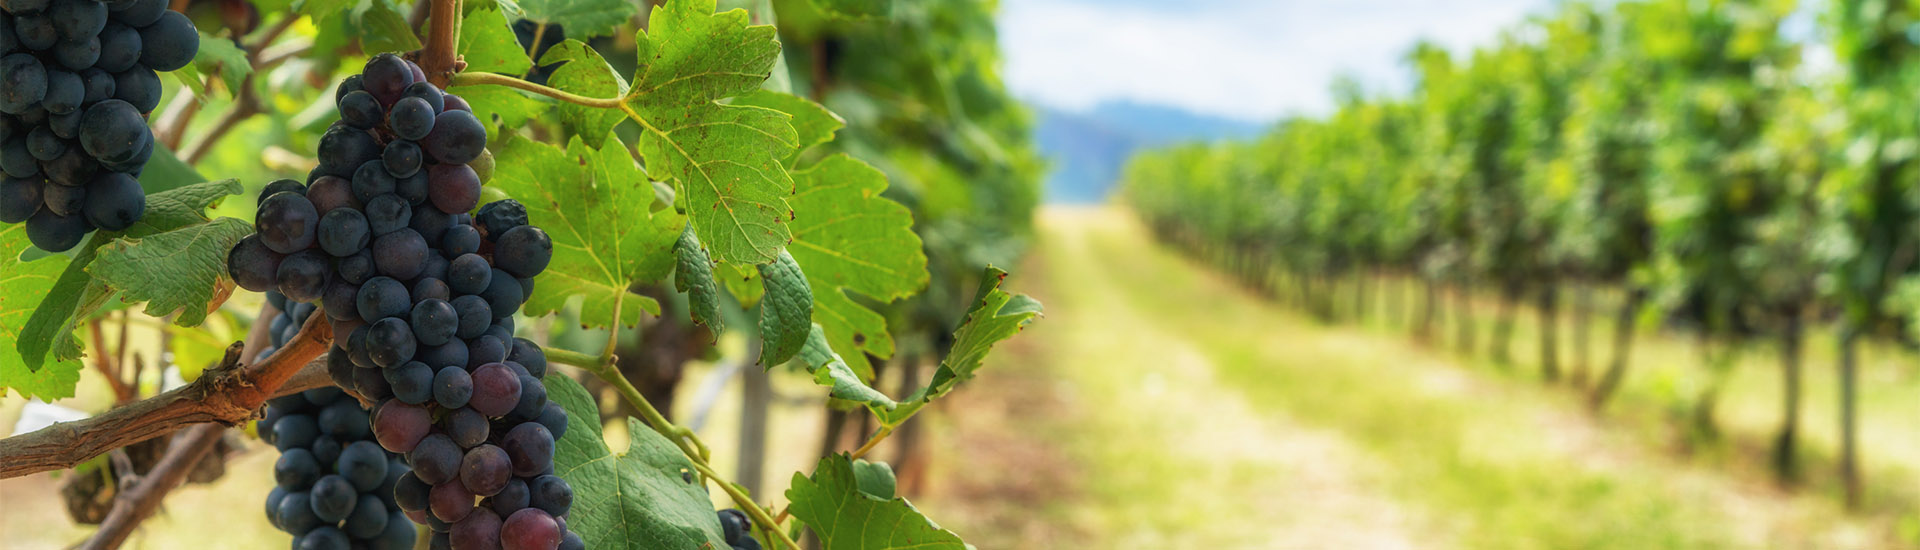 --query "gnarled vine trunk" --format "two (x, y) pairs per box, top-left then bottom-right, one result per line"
(1589, 288), (1645, 411)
